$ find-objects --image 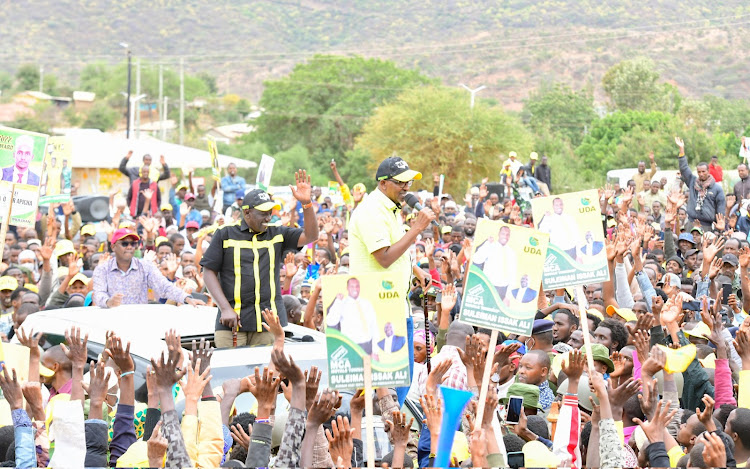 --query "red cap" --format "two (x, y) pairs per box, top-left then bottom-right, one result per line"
(111, 228), (140, 245)
(185, 192), (196, 200)
(185, 221), (200, 230)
